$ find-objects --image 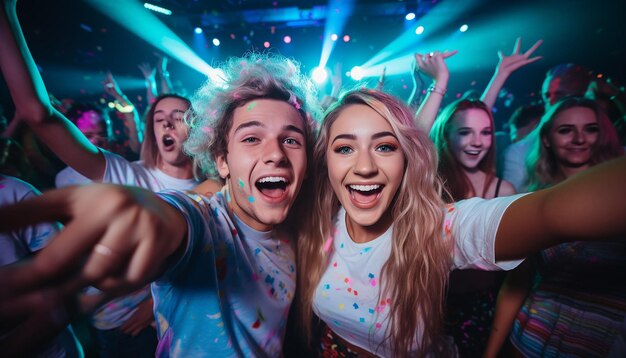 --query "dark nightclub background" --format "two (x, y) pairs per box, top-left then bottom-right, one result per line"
(1, 0), (624, 124)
